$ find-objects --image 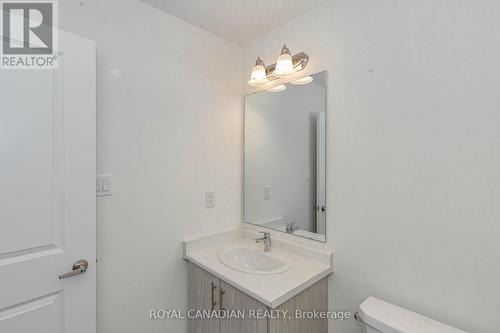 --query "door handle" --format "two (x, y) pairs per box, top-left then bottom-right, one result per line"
(59, 259), (89, 279)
